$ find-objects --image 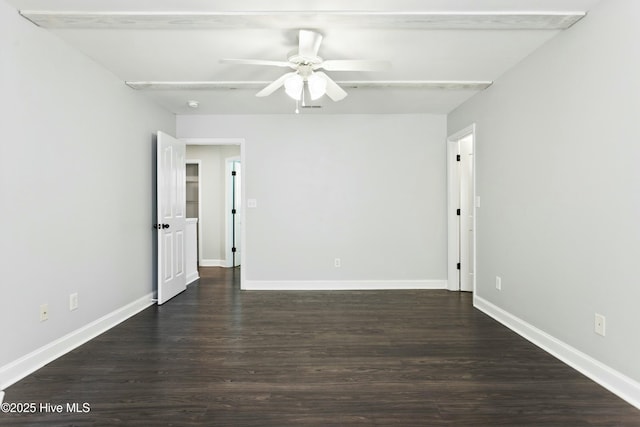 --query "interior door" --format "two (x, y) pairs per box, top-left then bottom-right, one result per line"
(226, 158), (242, 267)
(459, 135), (474, 292)
(232, 161), (242, 267)
(156, 131), (187, 304)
